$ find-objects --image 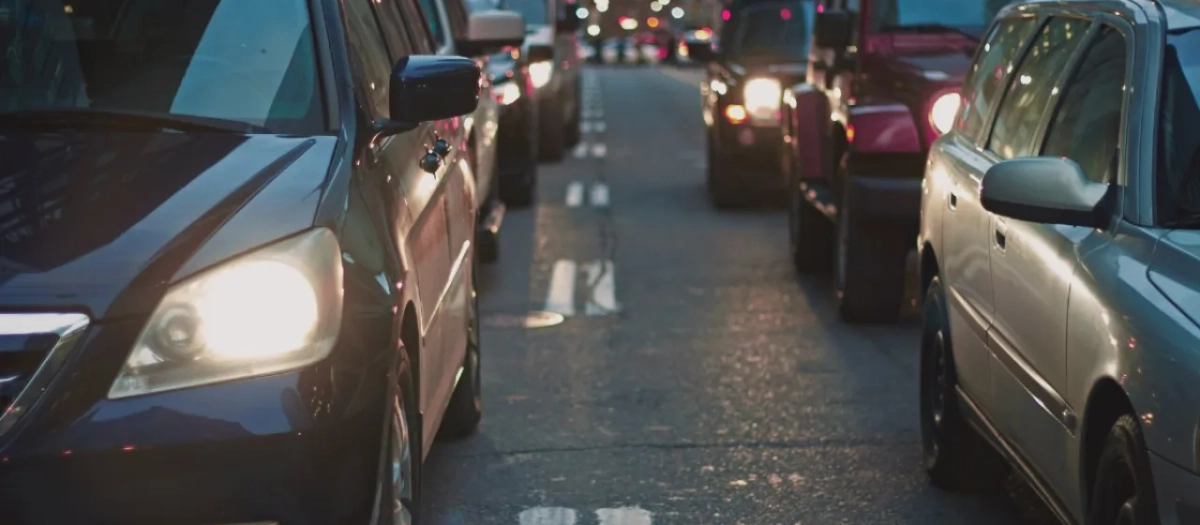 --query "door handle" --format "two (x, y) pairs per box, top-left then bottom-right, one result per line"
(995, 229), (1006, 249)
(948, 192), (958, 210)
